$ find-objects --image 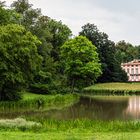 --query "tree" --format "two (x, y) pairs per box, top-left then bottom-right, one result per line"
(60, 36), (102, 92)
(0, 24), (42, 100)
(0, 6), (21, 25)
(136, 45), (140, 59)
(11, 0), (41, 31)
(115, 40), (139, 63)
(11, 0), (72, 87)
(48, 19), (72, 61)
(79, 23), (128, 82)
(0, 1), (5, 7)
